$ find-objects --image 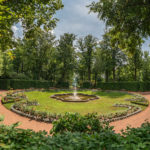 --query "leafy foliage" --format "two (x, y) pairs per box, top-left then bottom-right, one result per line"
(77, 34), (97, 82)
(51, 113), (112, 134)
(89, 0), (150, 53)
(56, 33), (76, 83)
(1, 114), (150, 149)
(0, 79), (54, 90)
(0, 0), (63, 51)
(97, 81), (150, 92)
(1, 0), (150, 88)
